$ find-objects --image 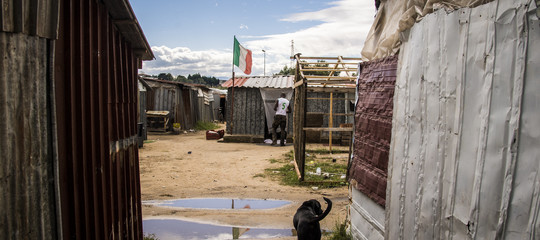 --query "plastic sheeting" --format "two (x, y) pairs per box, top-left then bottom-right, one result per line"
(197, 88), (214, 105)
(259, 88), (293, 132)
(386, 0), (539, 239)
(361, 0), (494, 60)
